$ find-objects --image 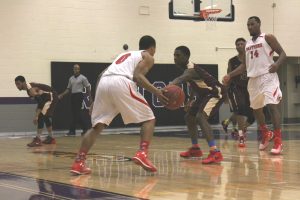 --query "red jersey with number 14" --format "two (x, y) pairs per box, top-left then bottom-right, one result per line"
(245, 33), (274, 77)
(103, 51), (144, 80)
